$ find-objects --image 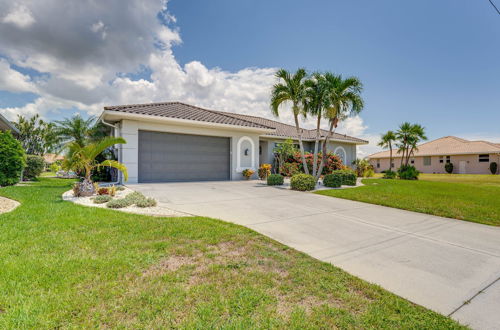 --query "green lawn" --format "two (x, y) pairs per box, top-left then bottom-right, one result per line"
(0, 179), (463, 328)
(317, 174), (500, 226)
